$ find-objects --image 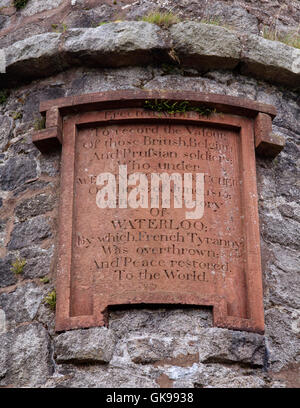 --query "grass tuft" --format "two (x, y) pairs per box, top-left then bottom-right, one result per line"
(262, 26), (300, 49)
(33, 116), (46, 130)
(44, 290), (56, 310)
(11, 258), (26, 275)
(141, 11), (180, 29)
